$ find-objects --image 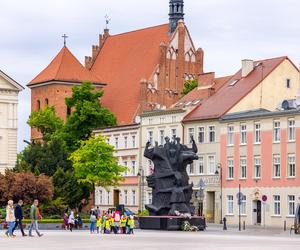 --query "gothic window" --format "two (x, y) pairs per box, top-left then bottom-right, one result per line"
(37, 100), (41, 110)
(67, 106), (71, 117)
(45, 98), (49, 106)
